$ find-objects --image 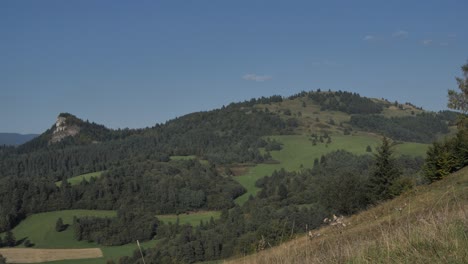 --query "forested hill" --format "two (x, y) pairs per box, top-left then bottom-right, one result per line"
(0, 89), (462, 263)
(1, 91), (457, 181)
(0, 100), (290, 180)
(17, 112), (138, 152)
